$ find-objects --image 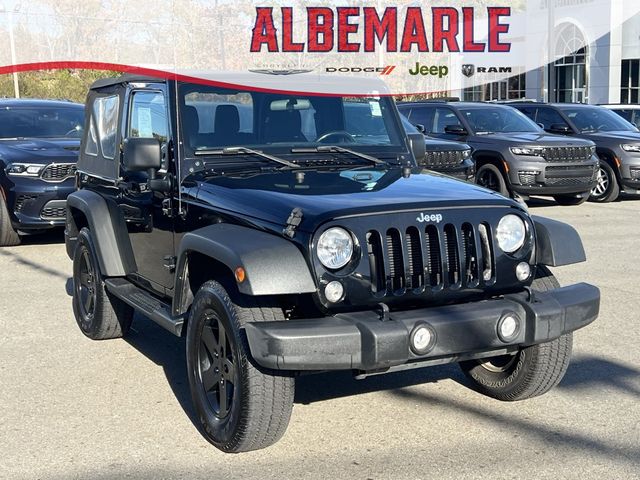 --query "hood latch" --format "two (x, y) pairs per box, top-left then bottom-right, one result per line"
(283, 208), (303, 238)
